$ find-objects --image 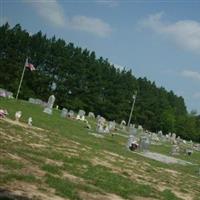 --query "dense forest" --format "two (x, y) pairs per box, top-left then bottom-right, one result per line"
(0, 23), (199, 142)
